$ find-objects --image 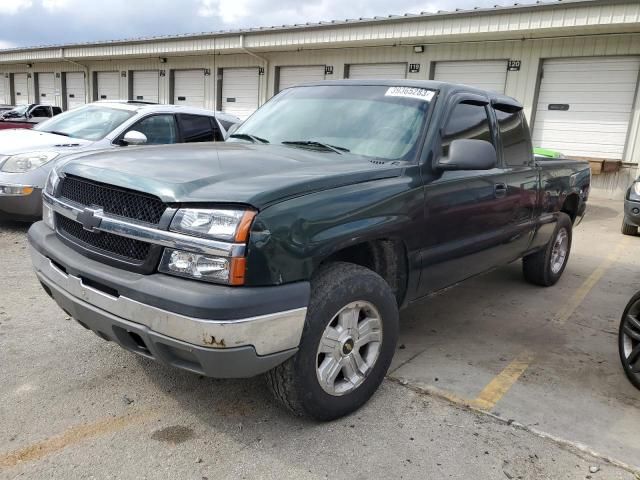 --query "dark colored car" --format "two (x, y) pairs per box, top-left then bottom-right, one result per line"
(0, 104), (62, 130)
(622, 177), (640, 236)
(620, 292), (640, 390)
(28, 80), (591, 420)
